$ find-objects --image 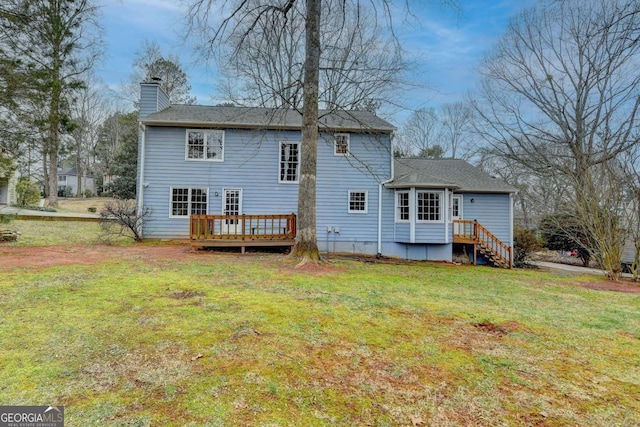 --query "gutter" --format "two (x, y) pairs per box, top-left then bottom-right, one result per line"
(377, 151), (395, 257)
(140, 119), (395, 134)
